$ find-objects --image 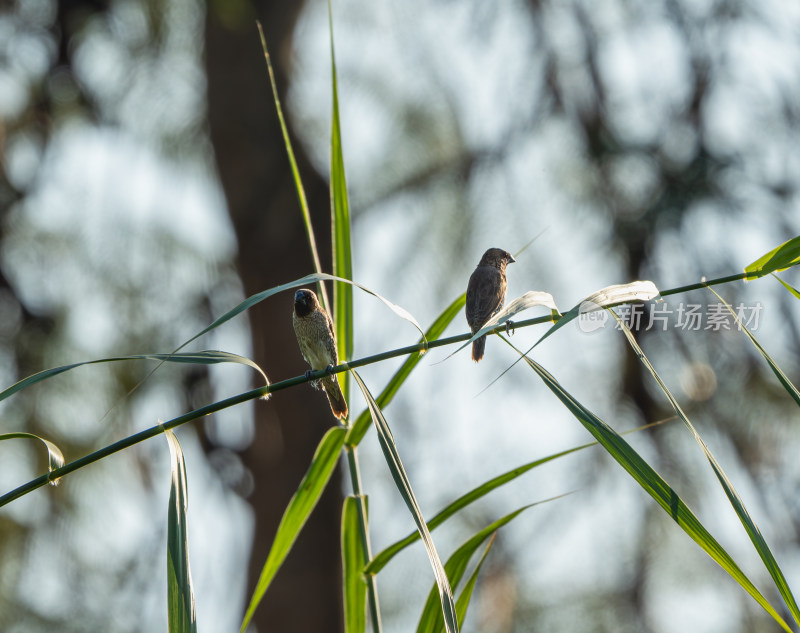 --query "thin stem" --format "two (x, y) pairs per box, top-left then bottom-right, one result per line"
(660, 272), (751, 297)
(0, 268), (756, 507)
(0, 385), (266, 507)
